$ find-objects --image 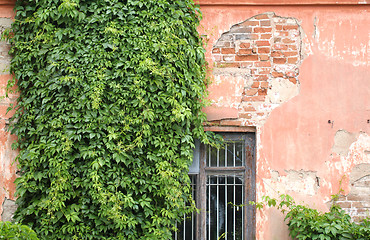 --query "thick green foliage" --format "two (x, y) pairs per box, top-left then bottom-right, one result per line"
(5, 0), (210, 239)
(0, 221), (39, 240)
(259, 195), (370, 240)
